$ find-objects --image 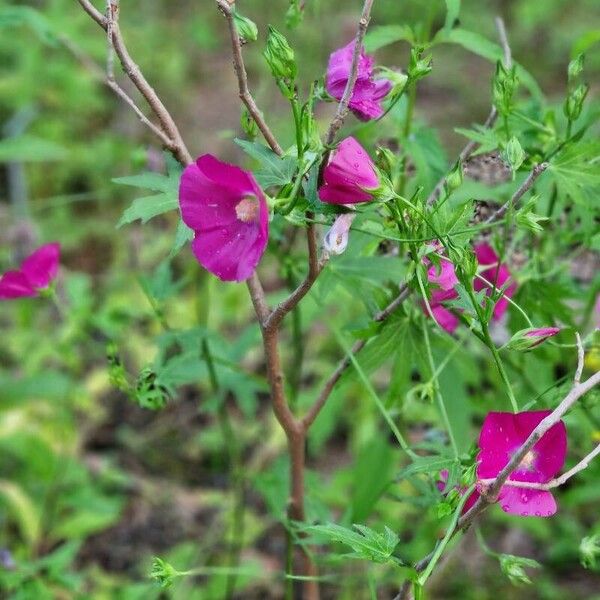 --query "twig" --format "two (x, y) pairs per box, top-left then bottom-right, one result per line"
(302, 284), (410, 428)
(215, 0), (283, 156)
(324, 0), (375, 145)
(77, 0), (192, 165)
(426, 16), (512, 206)
(484, 162), (549, 225)
(575, 332), (584, 385)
